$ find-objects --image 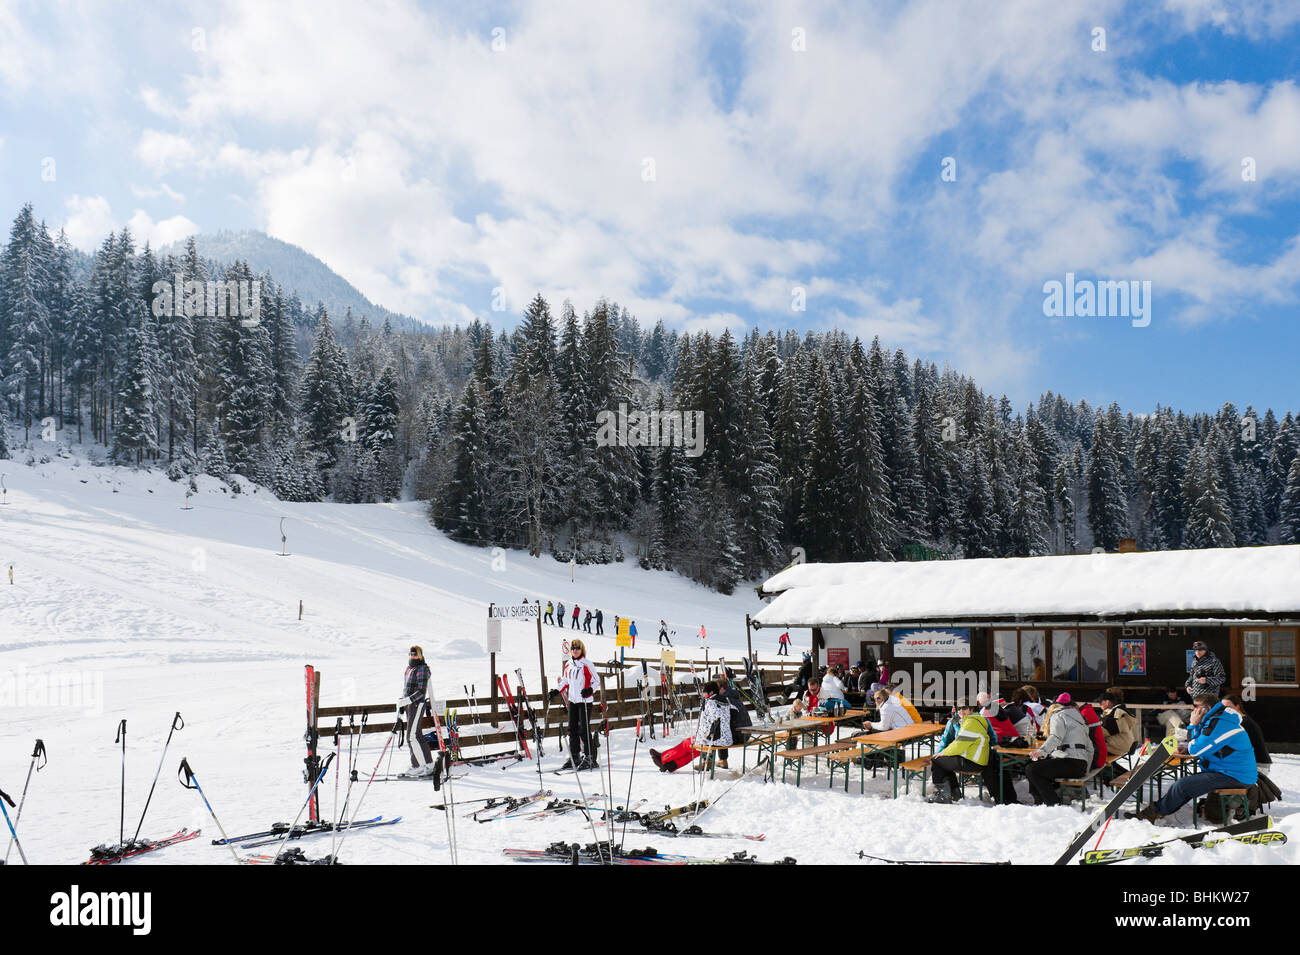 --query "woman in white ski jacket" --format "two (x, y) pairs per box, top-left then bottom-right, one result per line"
(556, 639), (600, 770)
(1026, 693), (1091, 805)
